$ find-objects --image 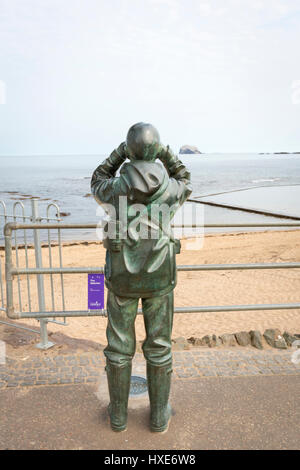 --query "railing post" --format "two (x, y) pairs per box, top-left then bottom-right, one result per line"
(4, 223), (17, 318)
(31, 199), (54, 349)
